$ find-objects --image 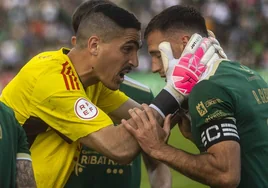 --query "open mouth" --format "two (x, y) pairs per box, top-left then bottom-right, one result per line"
(119, 72), (125, 78)
(119, 68), (131, 79)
